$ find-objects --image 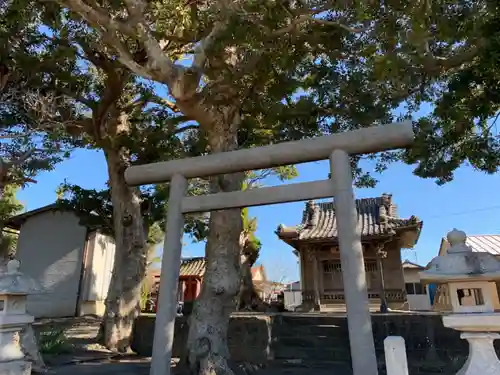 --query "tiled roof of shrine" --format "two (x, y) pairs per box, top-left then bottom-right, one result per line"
(179, 257), (206, 277)
(178, 258), (267, 279)
(276, 193), (422, 242)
